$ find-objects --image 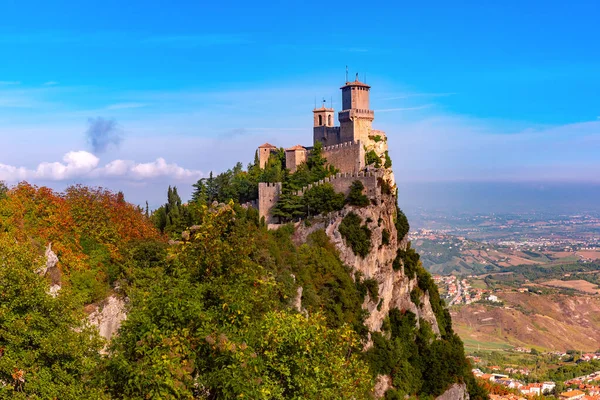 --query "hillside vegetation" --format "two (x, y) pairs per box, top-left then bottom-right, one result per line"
(0, 155), (486, 399)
